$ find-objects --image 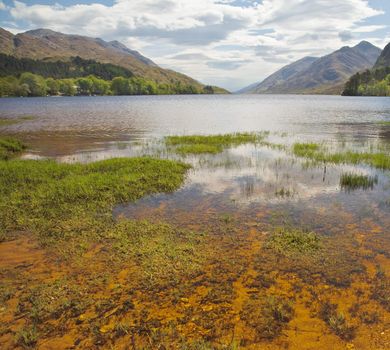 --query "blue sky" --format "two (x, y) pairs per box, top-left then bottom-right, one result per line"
(1, 0), (389, 90)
